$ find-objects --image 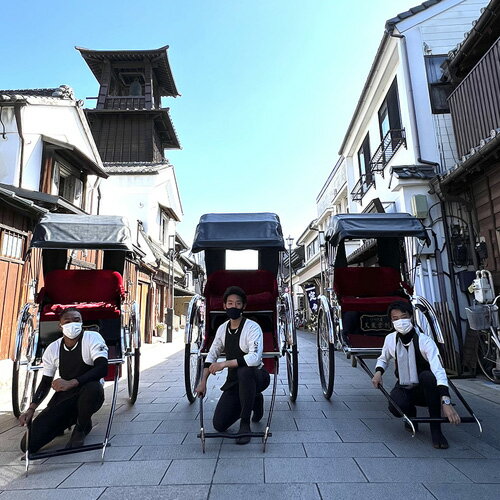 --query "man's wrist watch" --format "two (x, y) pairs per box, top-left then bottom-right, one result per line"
(441, 396), (451, 405)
